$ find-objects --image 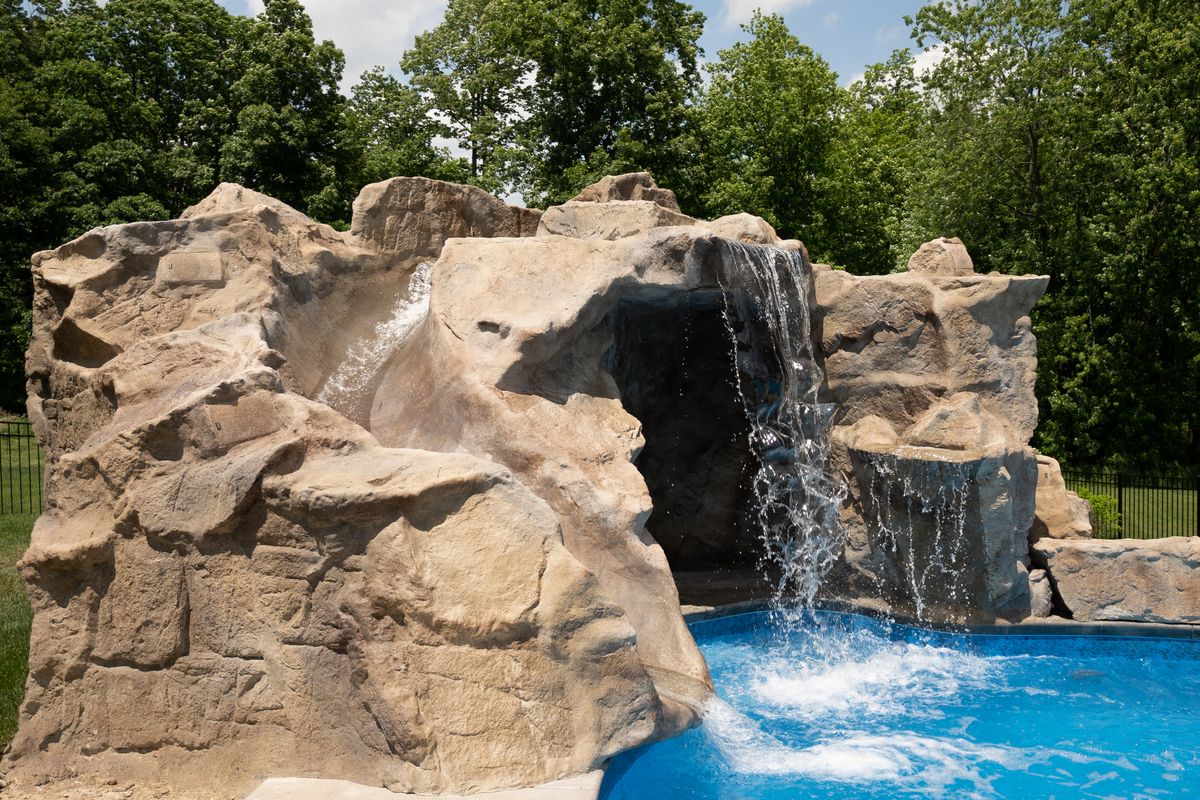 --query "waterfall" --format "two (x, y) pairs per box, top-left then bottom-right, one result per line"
(317, 262), (433, 415)
(719, 244), (846, 610)
(856, 453), (974, 622)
